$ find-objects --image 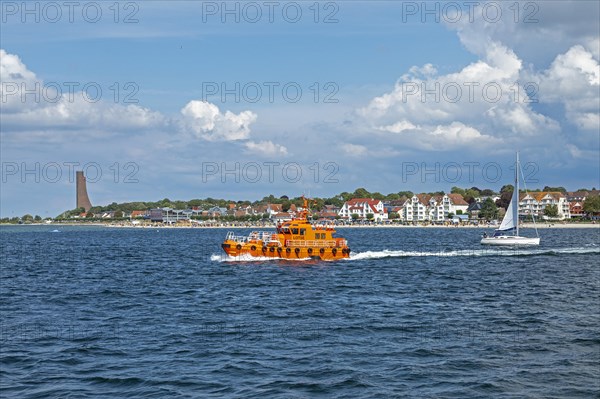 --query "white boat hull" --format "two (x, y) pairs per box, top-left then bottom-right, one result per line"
(481, 236), (540, 246)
